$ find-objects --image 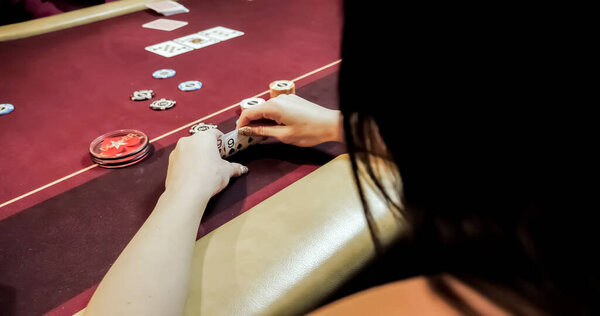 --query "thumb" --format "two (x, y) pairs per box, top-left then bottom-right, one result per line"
(228, 162), (249, 178)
